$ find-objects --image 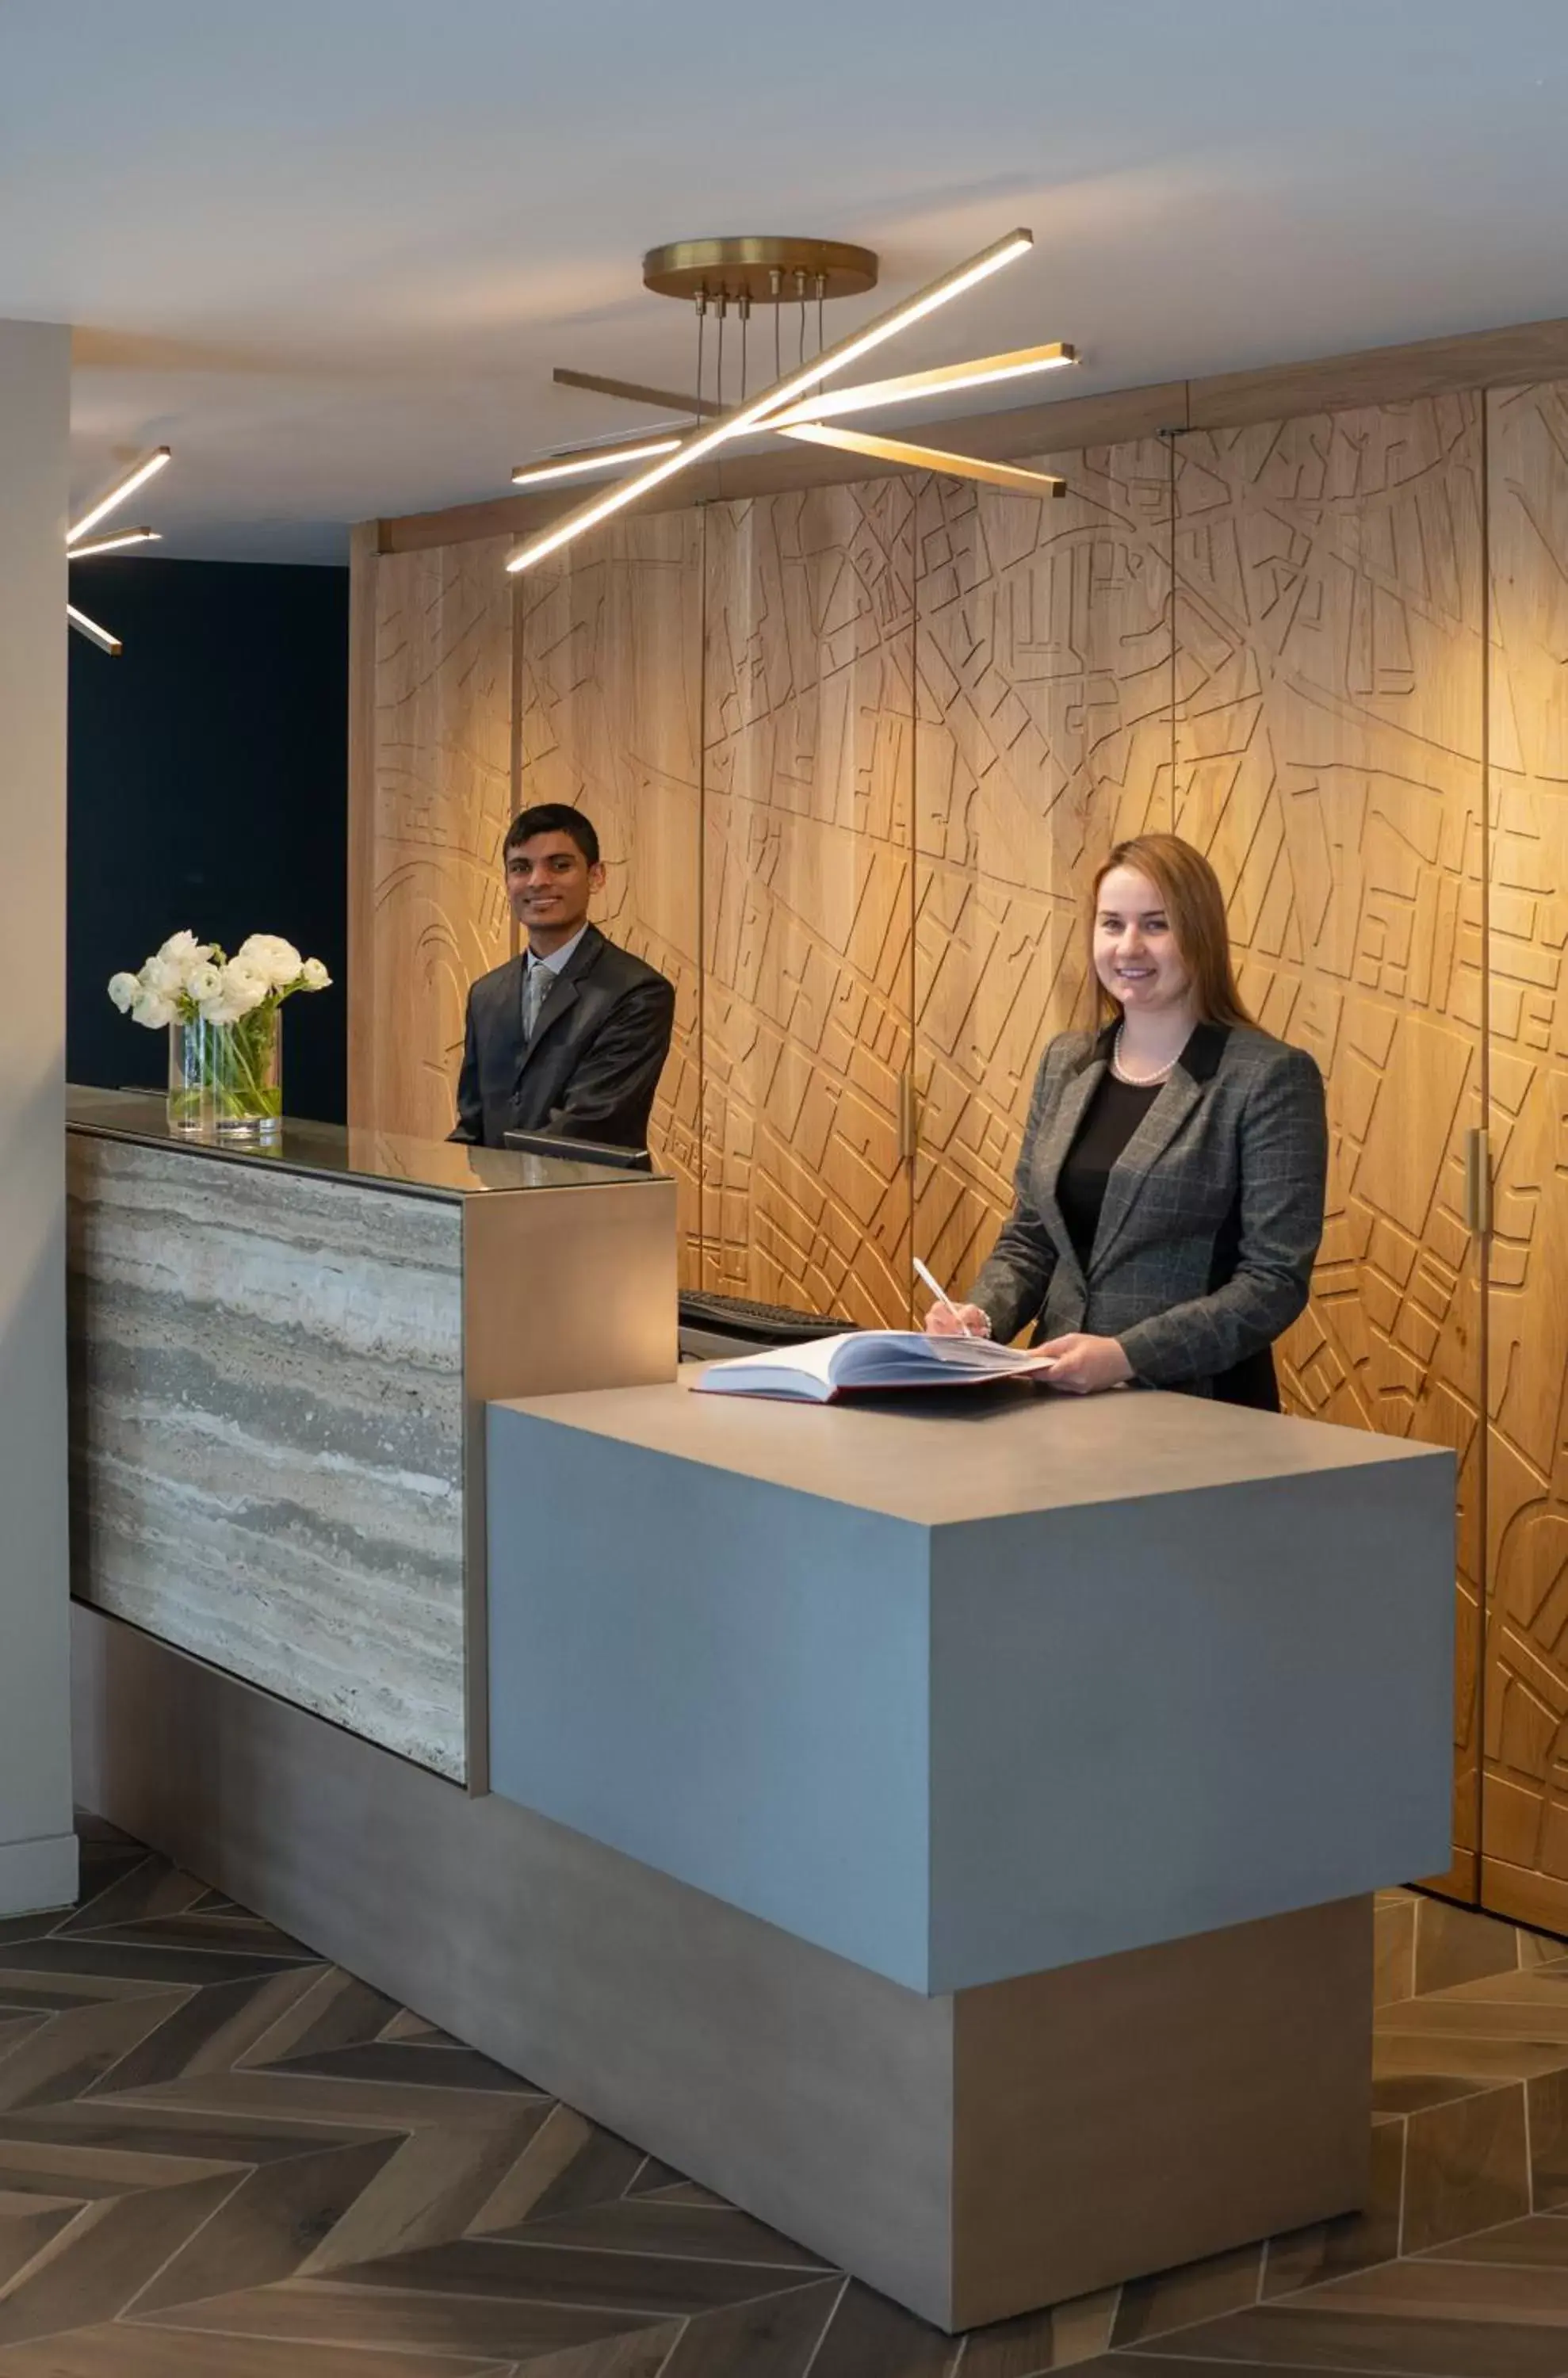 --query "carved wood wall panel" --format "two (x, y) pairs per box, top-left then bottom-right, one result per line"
(912, 442), (1174, 1294)
(701, 484), (916, 1326)
(1481, 381), (1568, 1933)
(353, 395), (1568, 1931)
(515, 511), (703, 1275)
(363, 536), (517, 1141)
(1171, 399), (1488, 1887)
